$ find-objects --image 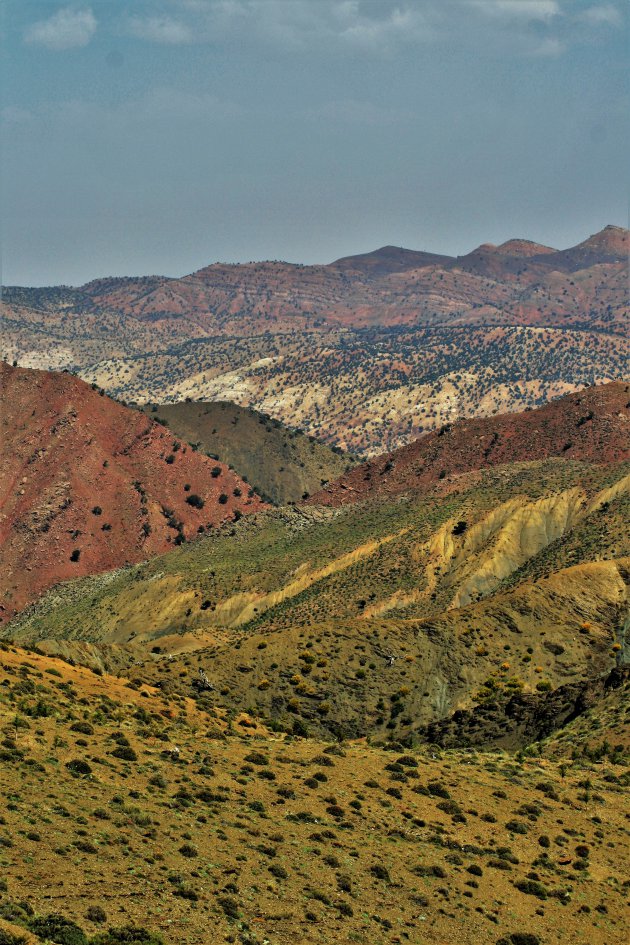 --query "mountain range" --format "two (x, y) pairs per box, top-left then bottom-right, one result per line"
(2, 225), (627, 455)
